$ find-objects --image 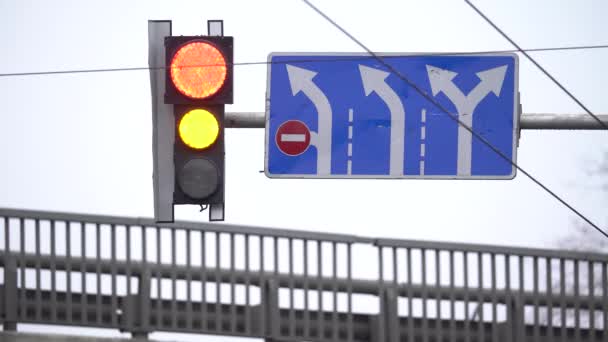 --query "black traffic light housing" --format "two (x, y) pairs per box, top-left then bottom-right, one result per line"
(164, 34), (233, 219)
